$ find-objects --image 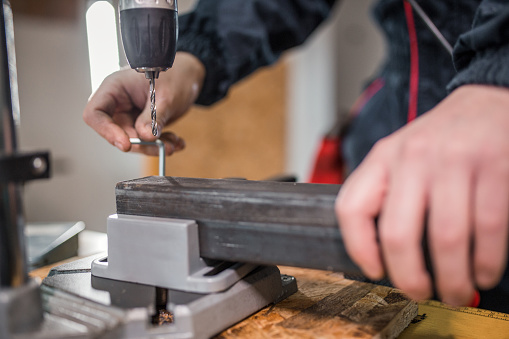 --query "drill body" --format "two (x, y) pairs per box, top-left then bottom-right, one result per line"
(119, 0), (178, 79)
